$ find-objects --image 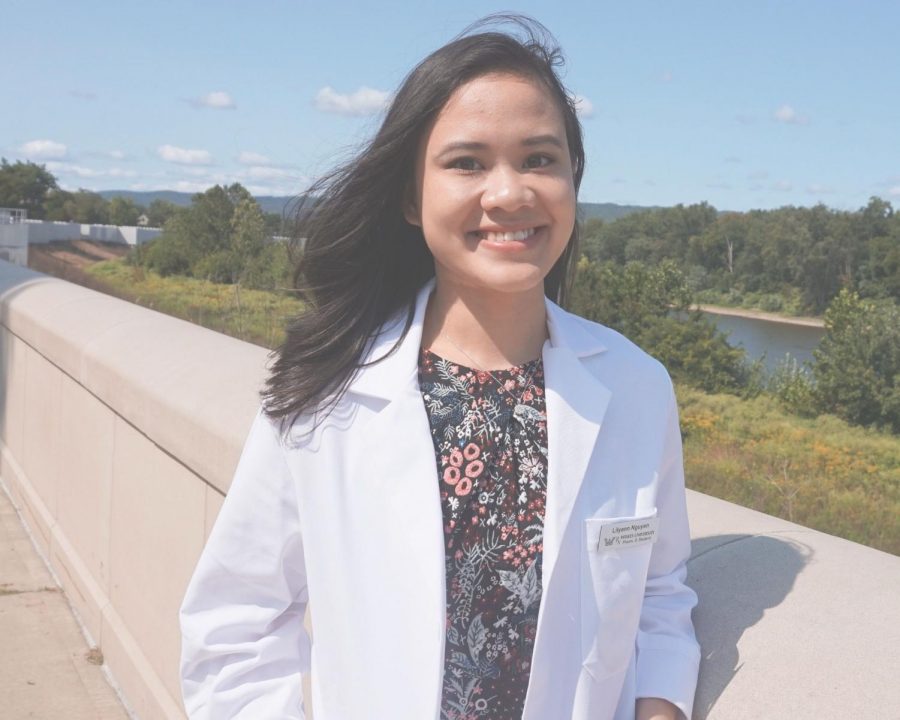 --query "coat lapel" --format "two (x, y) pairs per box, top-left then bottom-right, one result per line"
(540, 300), (612, 592)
